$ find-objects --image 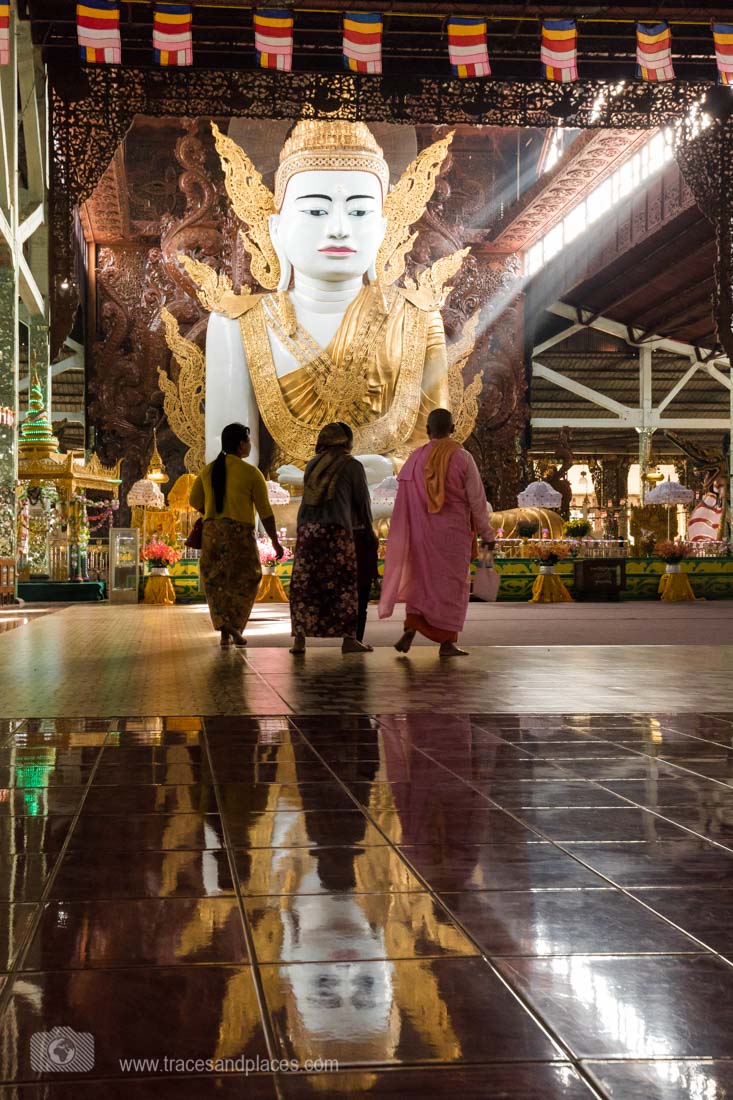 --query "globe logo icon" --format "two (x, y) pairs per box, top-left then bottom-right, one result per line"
(47, 1036), (77, 1066)
(30, 1027), (95, 1073)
